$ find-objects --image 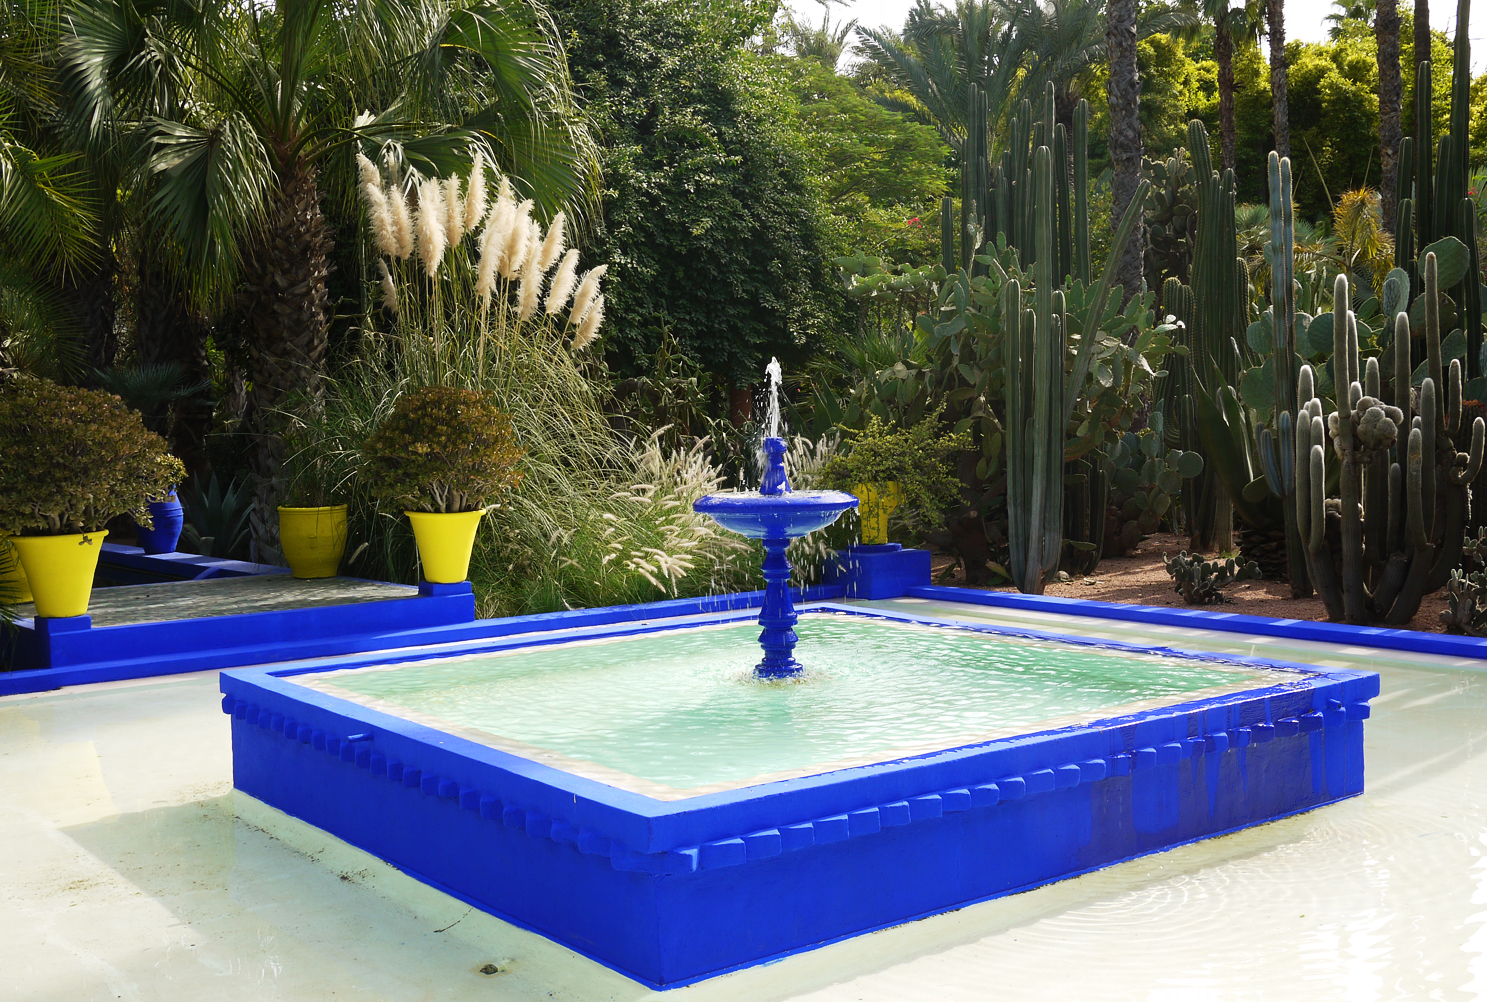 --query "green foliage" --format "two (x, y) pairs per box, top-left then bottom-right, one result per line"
(1162, 549), (1262, 605)
(817, 414), (970, 532)
(0, 377), (185, 534)
(1105, 411), (1204, 556)
(362, 387), (525, 514)
(180, 474), (252, 560)
(784, 60), (951, 264)
(549, 0), (841, 382)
